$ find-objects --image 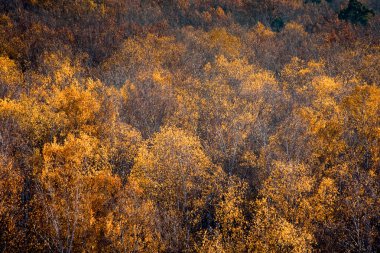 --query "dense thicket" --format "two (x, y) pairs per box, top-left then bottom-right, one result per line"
(0, 0), (379, 252)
